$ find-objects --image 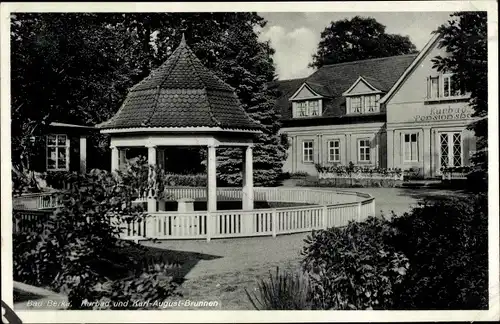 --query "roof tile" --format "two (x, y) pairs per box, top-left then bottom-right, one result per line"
(99, 37), (260, 131)
(271, 54), (417, 120)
